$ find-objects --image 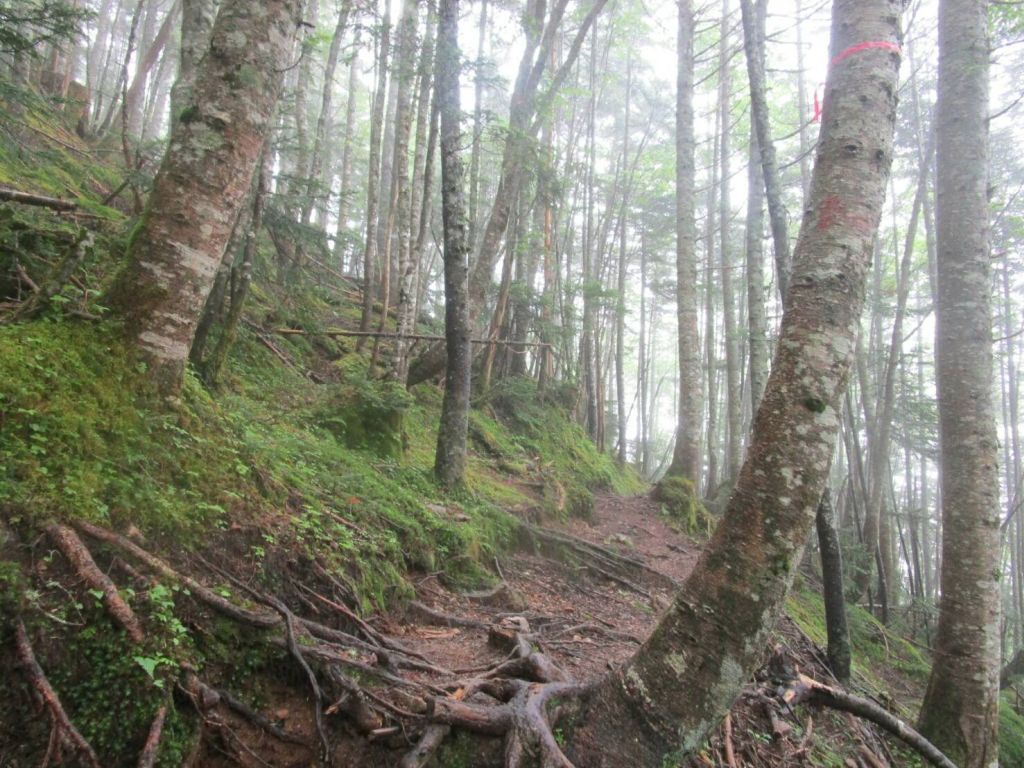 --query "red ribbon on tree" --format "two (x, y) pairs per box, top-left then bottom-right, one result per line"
(813, 40), (901, 123)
